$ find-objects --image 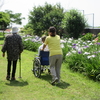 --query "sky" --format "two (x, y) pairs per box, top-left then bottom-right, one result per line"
(0, 0), (100, 27)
